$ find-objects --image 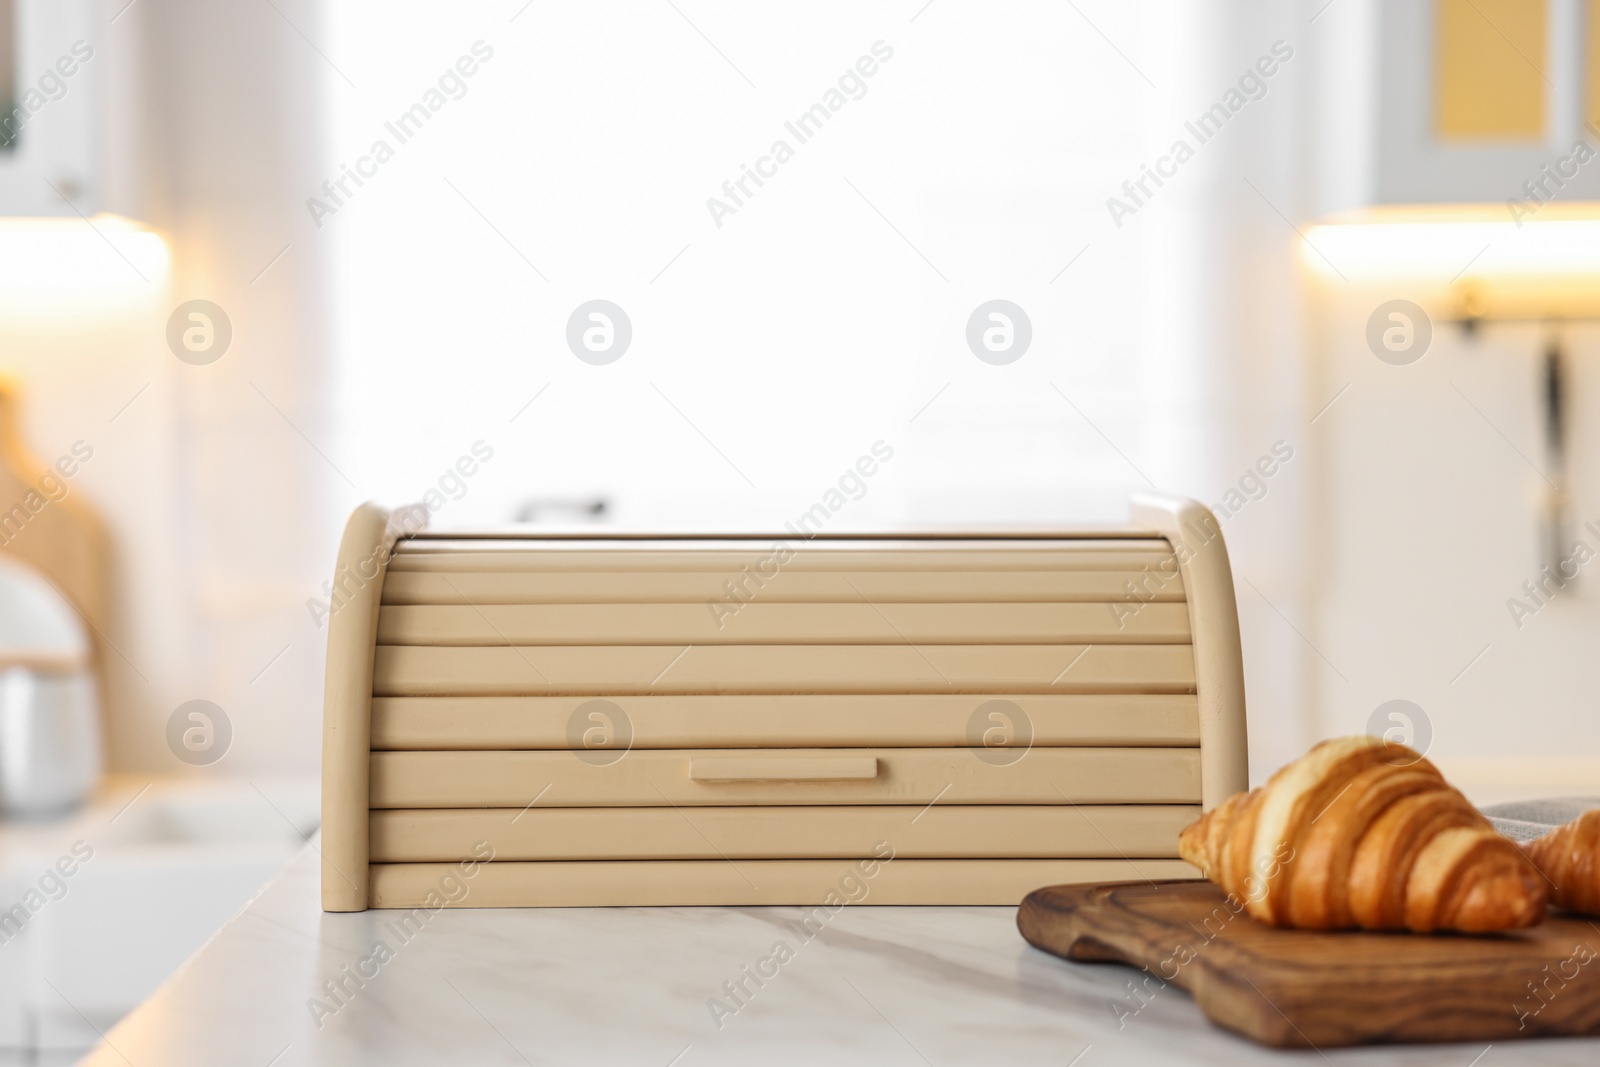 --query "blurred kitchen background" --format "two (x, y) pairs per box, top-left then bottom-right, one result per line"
(0, 0), (1595, 1059)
